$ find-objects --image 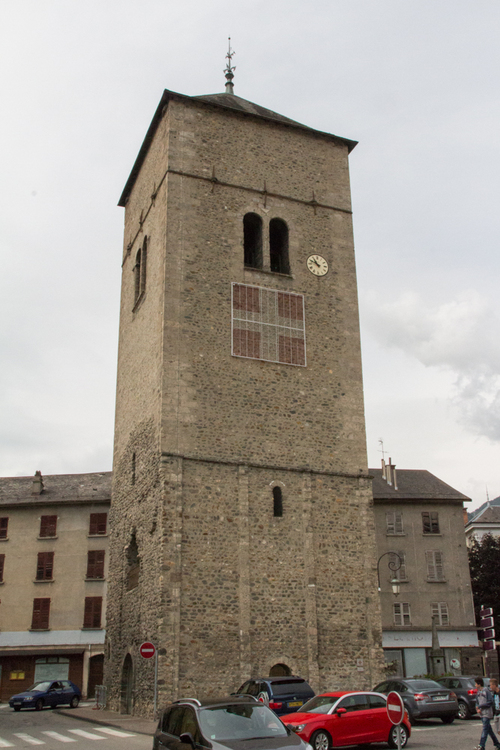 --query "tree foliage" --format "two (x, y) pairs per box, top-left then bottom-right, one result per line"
(468, 534), (500, 624)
